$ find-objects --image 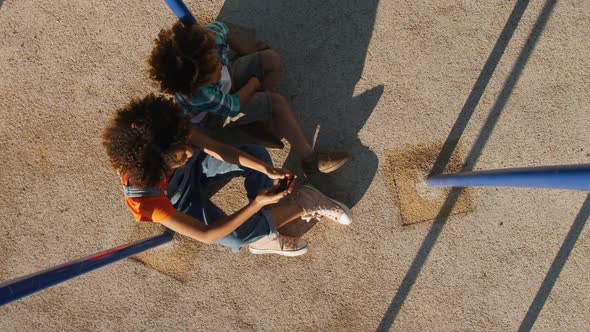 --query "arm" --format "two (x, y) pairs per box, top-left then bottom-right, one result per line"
(160, 200), (264, 244)
(236, 77), (261, 105)
(160, 185), (290, 244)
(228, 34), (252, 56)
(226, 30), (265, 105)
(187, 127), (290, 179)
(196, 78), (258, 114)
